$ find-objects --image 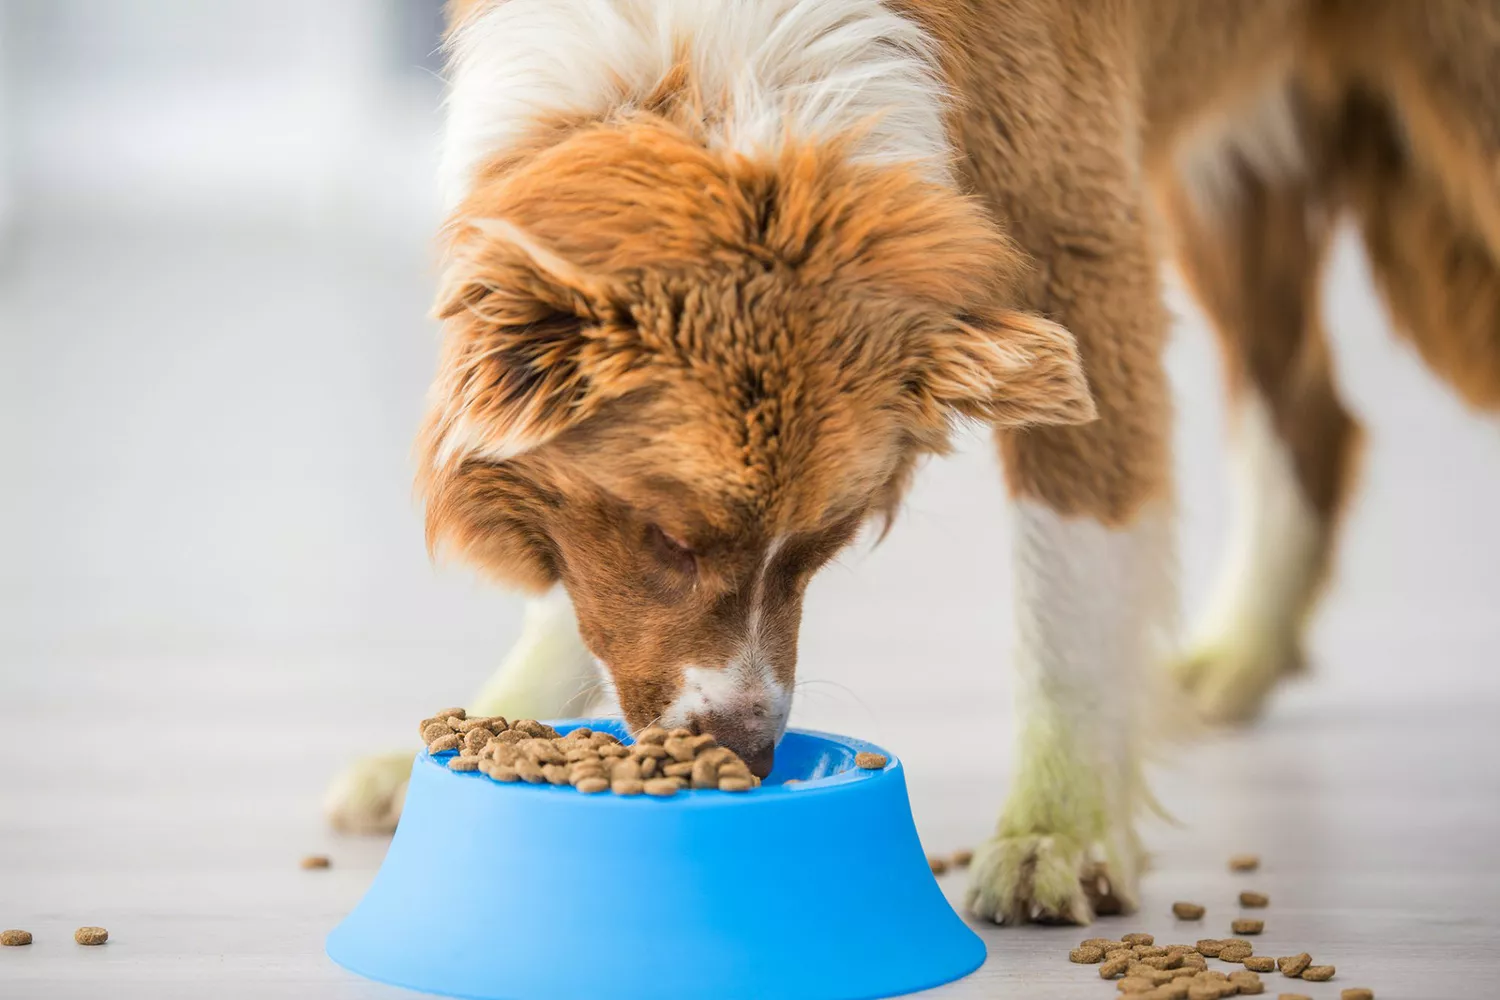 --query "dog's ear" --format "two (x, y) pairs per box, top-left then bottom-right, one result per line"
(912, 308), (1097, 428)
(425, 218), (650, 468)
